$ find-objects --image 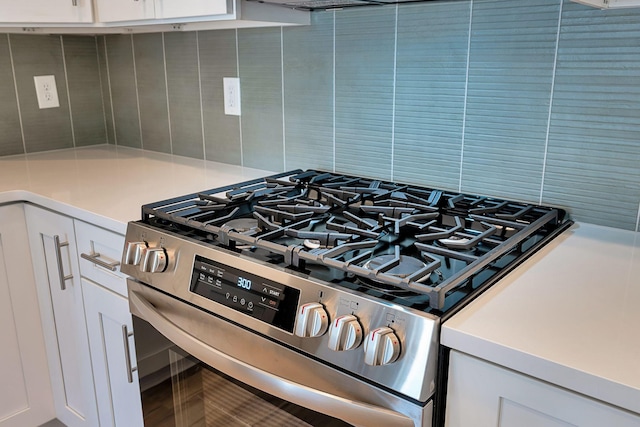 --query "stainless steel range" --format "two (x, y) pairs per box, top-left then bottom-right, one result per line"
(121, 170), (571, 427)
